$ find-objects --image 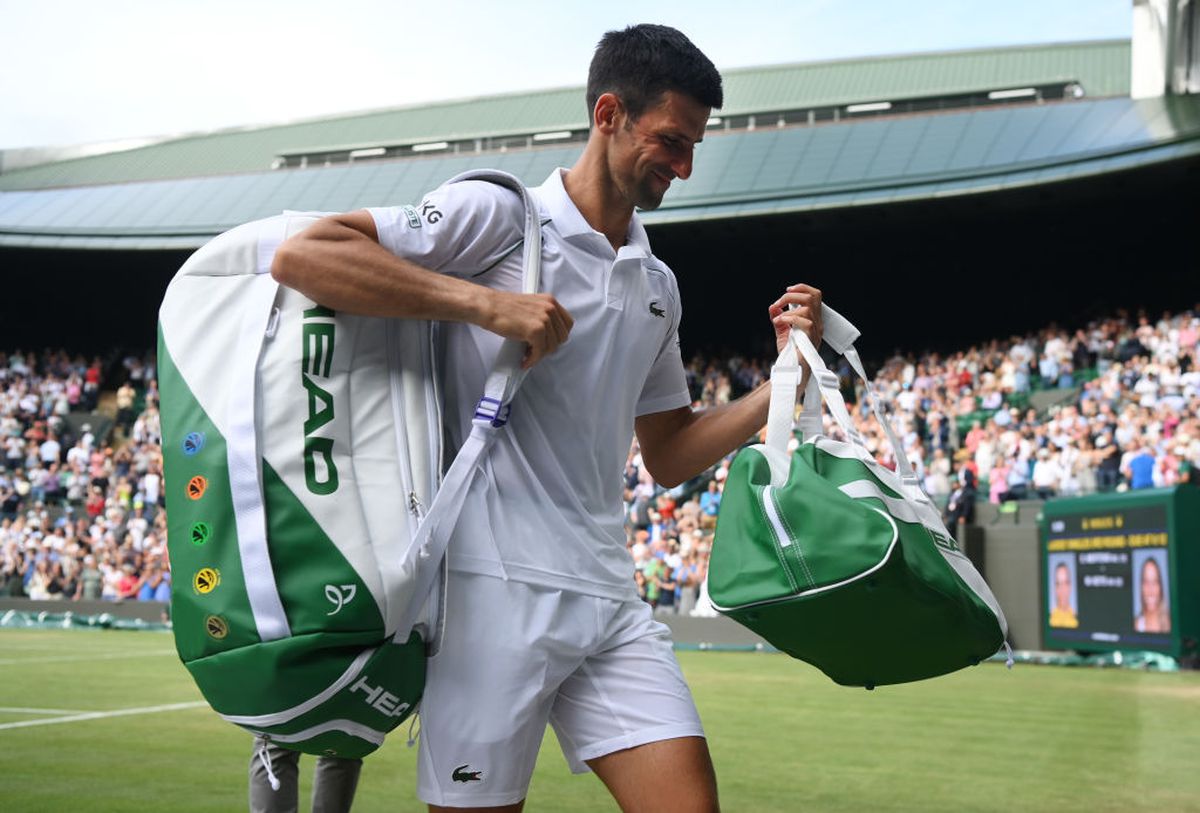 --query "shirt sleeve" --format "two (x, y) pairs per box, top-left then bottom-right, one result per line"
(636, 266), (691, 417)
(367, 180), (524, 277)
